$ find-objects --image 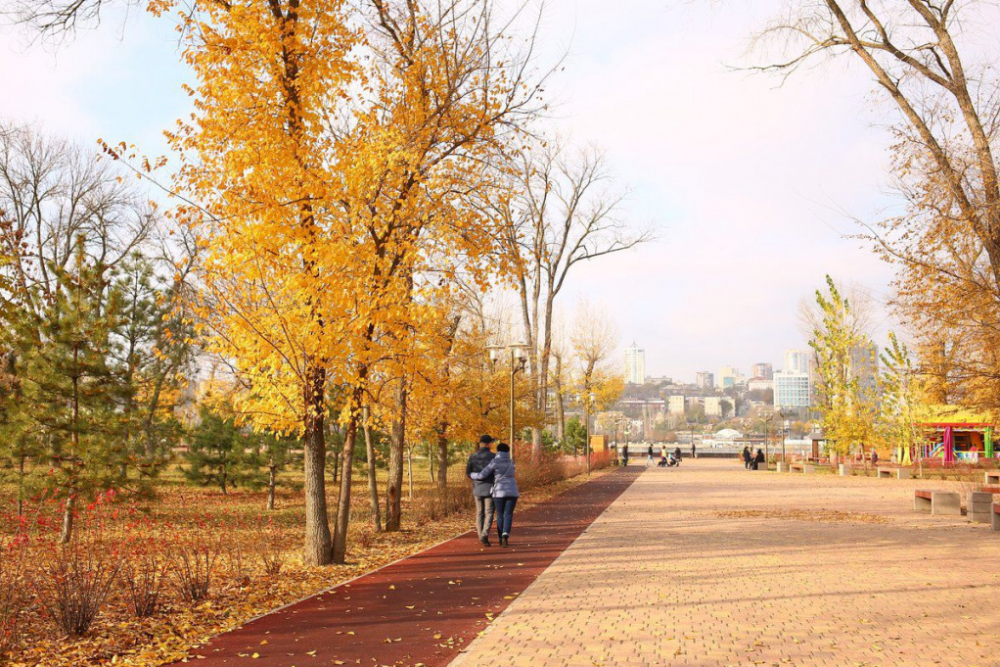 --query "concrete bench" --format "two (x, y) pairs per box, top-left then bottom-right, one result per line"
(838, 464), (851, 476)
(993, 503), (1000, 531)
(985, 471), (1000, 485)
(788, 463), (815, 474)
(969, 492), (993, 523)
(914, 489), (962, 515)
(878, 467), (912, 480)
